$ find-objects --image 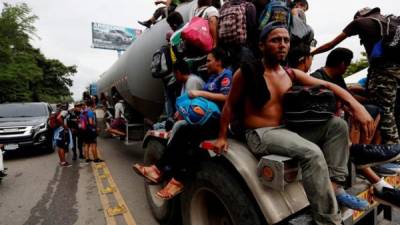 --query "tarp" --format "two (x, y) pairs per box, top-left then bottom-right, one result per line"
(344, 68), (368, 84)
